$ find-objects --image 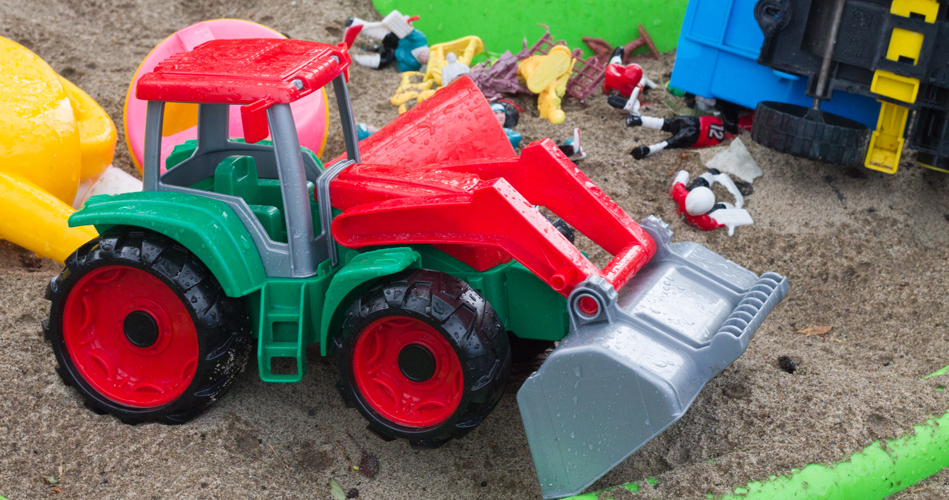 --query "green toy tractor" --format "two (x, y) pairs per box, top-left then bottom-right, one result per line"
(43, 38), (787, 498)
